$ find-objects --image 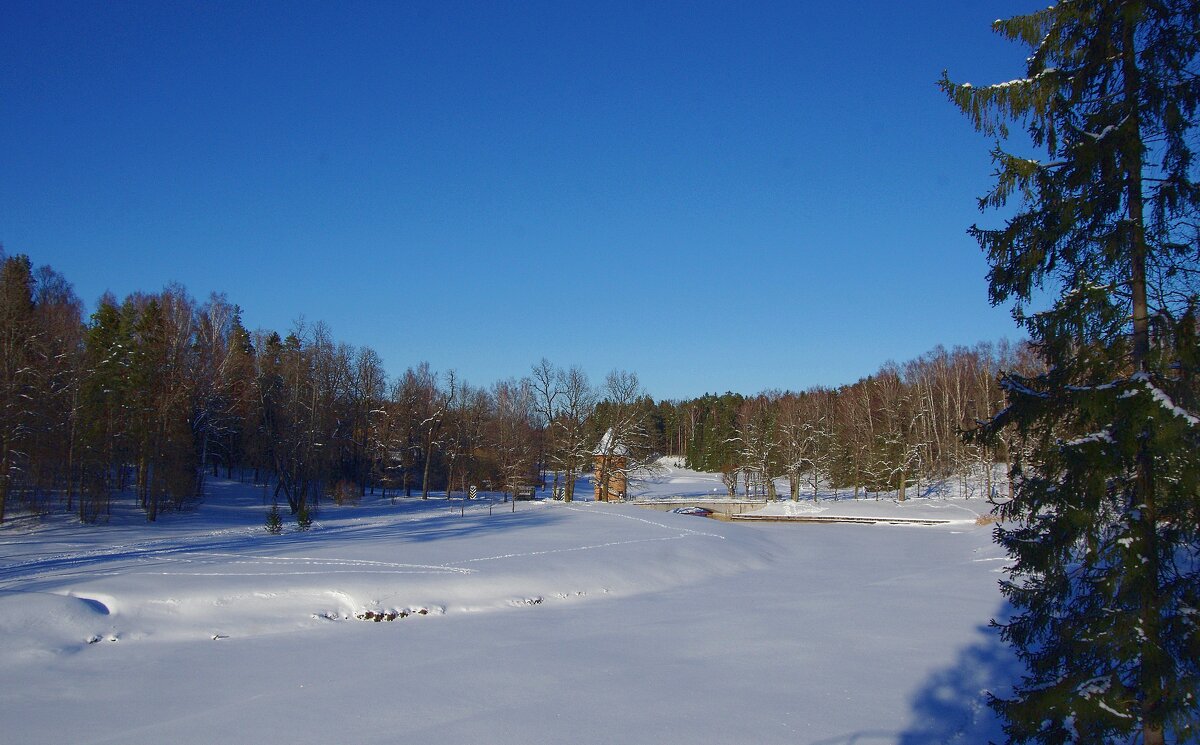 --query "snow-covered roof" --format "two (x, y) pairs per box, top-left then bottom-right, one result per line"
(593, 427), (630, 457)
